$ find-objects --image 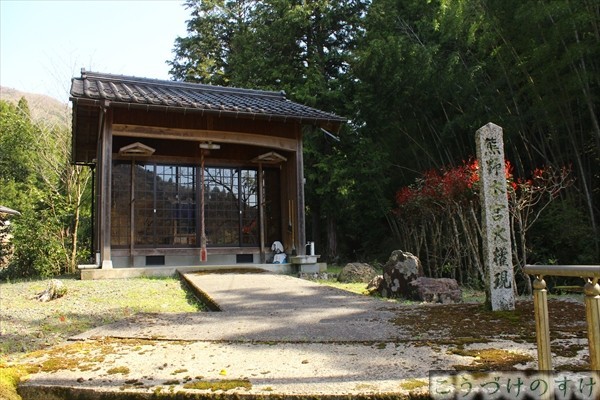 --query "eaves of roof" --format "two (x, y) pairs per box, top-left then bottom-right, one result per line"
(70, 71), (346, 128)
